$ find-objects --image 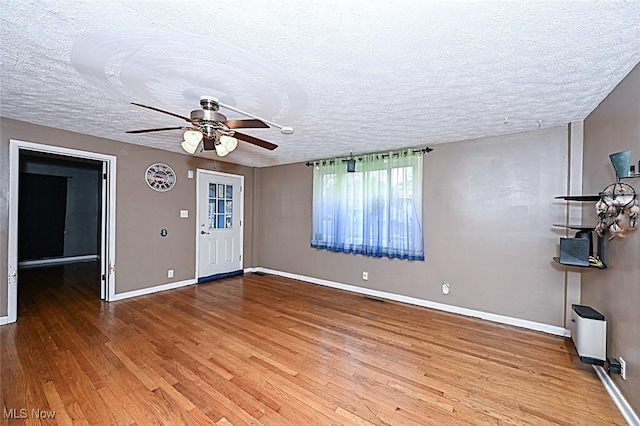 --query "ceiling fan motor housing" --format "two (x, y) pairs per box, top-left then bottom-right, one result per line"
(190, 109), (231, 139)
(190, 109), (227, 123)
